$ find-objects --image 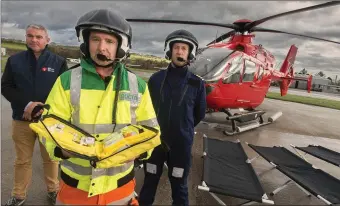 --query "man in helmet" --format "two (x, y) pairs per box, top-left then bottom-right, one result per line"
(38, 9), (159, 205)
(138, 30), (206, 206)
